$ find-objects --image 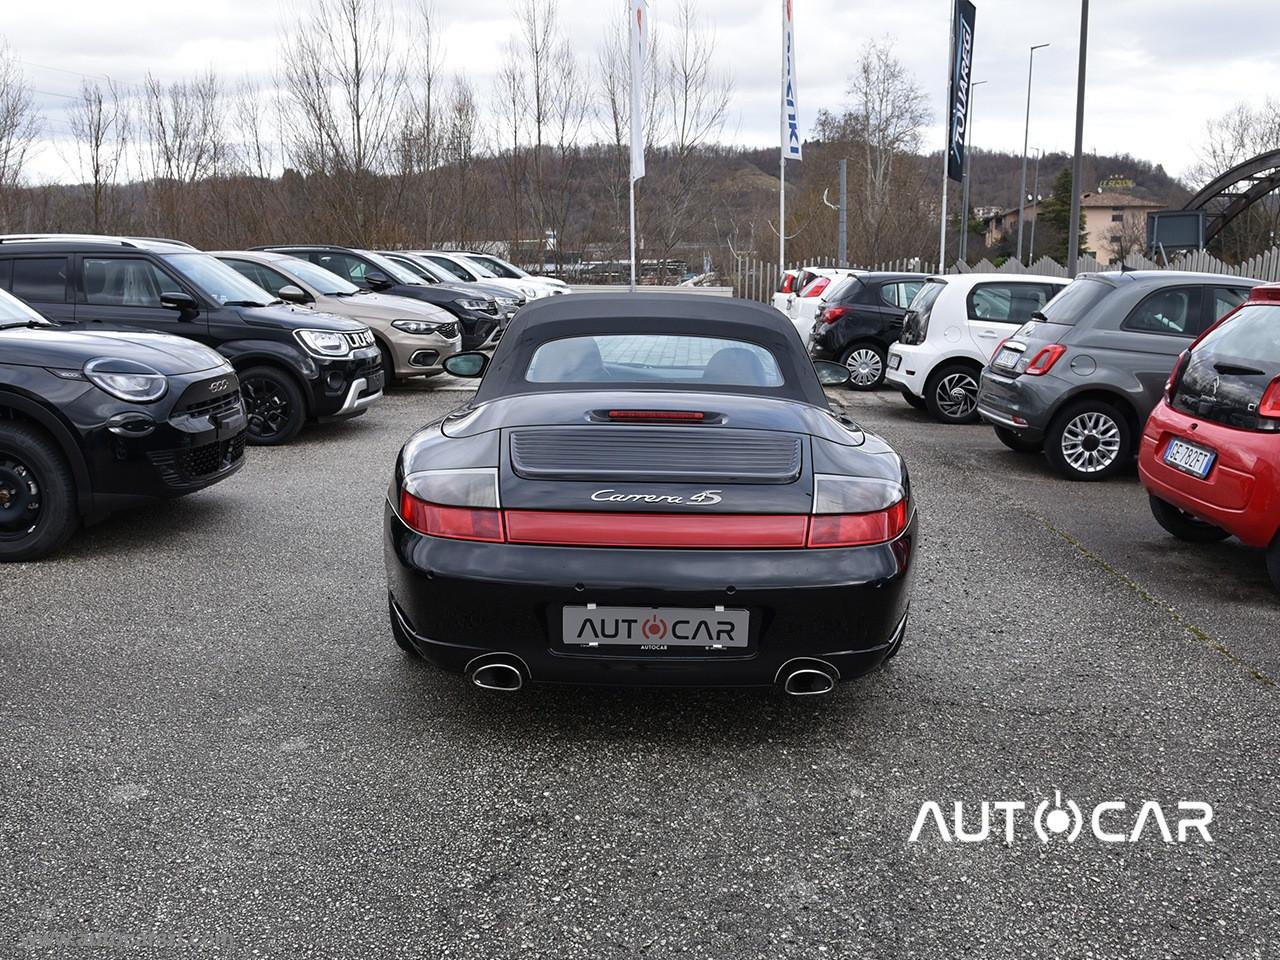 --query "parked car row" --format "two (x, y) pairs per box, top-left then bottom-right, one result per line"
(0, 233), (567, 561)
(790, 262), (1277, 590)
